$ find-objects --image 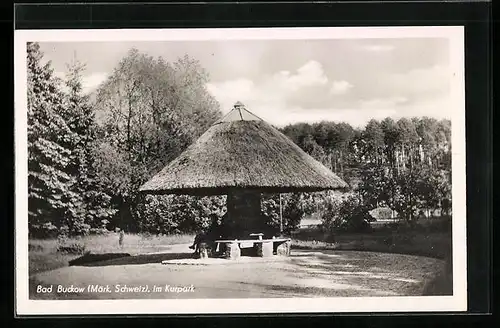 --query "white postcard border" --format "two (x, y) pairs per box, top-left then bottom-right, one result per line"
(14, 26), (467, 315)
